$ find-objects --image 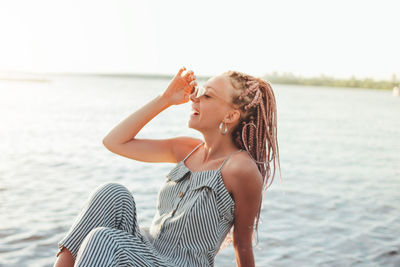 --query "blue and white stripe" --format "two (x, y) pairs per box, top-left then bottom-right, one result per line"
(57, 142), (241, 266)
